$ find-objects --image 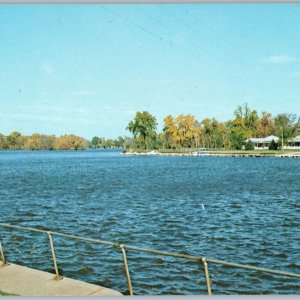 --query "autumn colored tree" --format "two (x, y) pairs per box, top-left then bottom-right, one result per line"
(54, 134), (87, 150)
(163, 115), (178, 148)
(257, 112), (273, 137)
(24, 133), (42, 150)
(0, 134), (9, 150)
(175, 114), (198, 148)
